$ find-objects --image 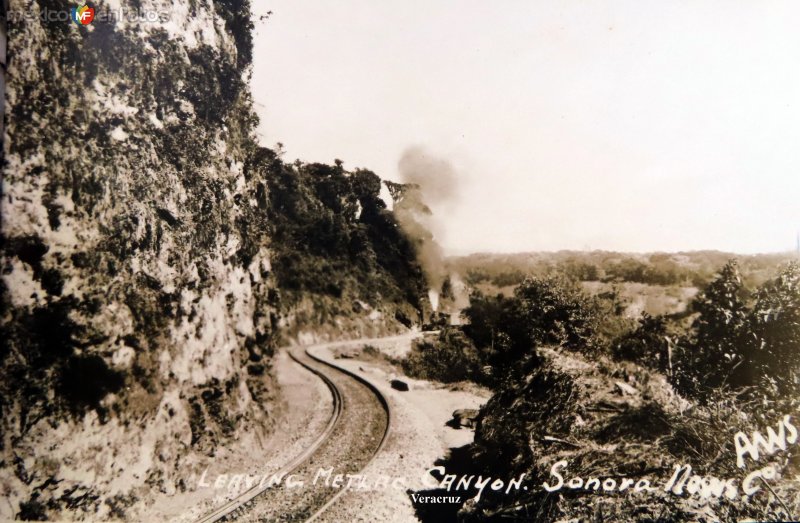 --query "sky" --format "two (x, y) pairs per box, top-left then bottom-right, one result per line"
(250, 1), (800, 255)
